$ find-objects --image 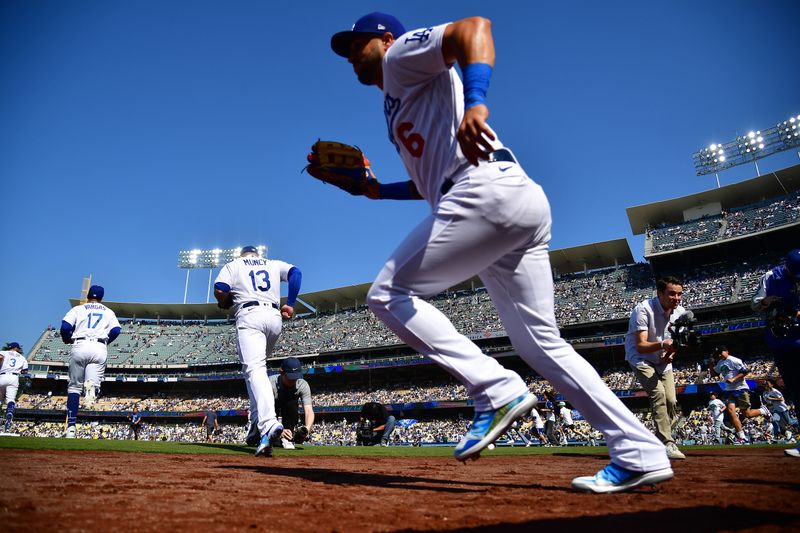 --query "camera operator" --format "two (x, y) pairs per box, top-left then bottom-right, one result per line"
(356, 401), (396, 446)
(624, 276), (686, 460)
(707, 345), (771, 445)
(752, 249), (800, 457)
